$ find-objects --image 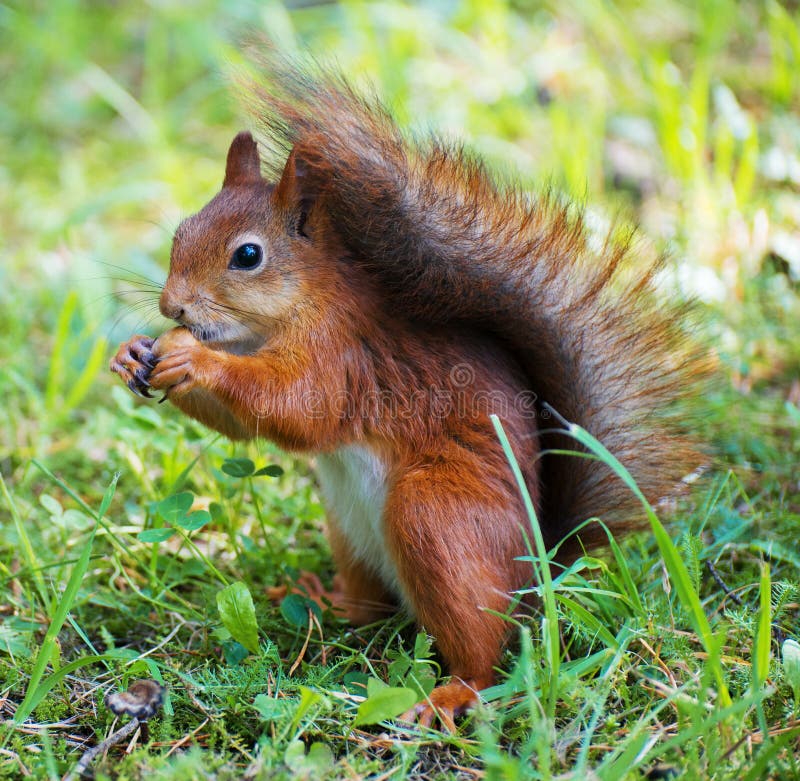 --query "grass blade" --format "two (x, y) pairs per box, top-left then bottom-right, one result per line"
(14, 474), (118, 724)
(44, 292), (77, 412)
(491, 415), (560, 718)
(544, 408), (733, 709)
(0, 473), (49, 610)
(752, 561), (772, 736)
